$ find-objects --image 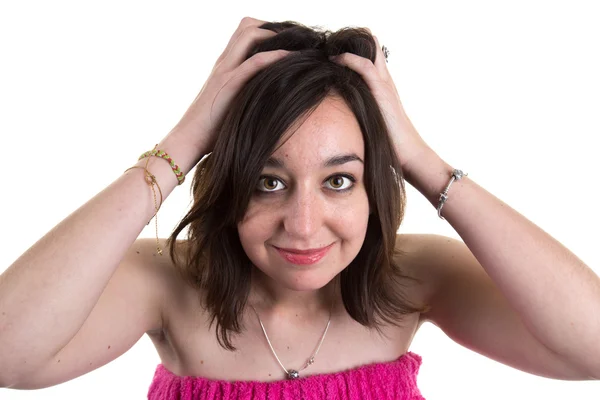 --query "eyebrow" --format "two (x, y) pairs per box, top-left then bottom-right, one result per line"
(264, 153), (364, 169)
